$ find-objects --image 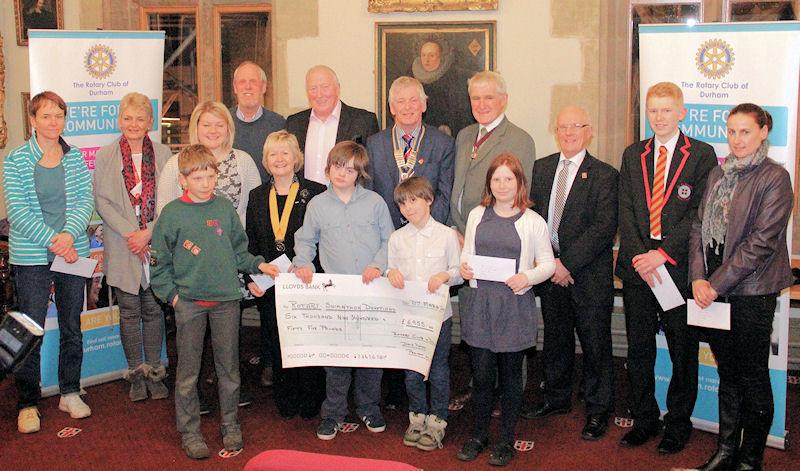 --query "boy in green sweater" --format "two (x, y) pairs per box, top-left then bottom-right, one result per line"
(150, 145), (277, 459)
